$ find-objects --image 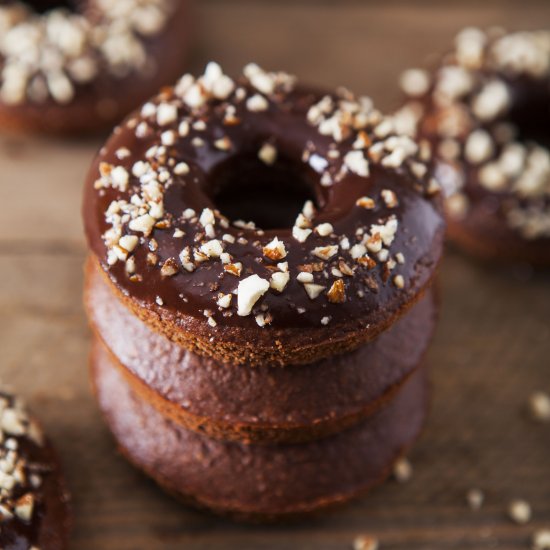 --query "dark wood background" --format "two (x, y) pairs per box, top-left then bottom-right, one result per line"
(1, 1), (549, 548)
